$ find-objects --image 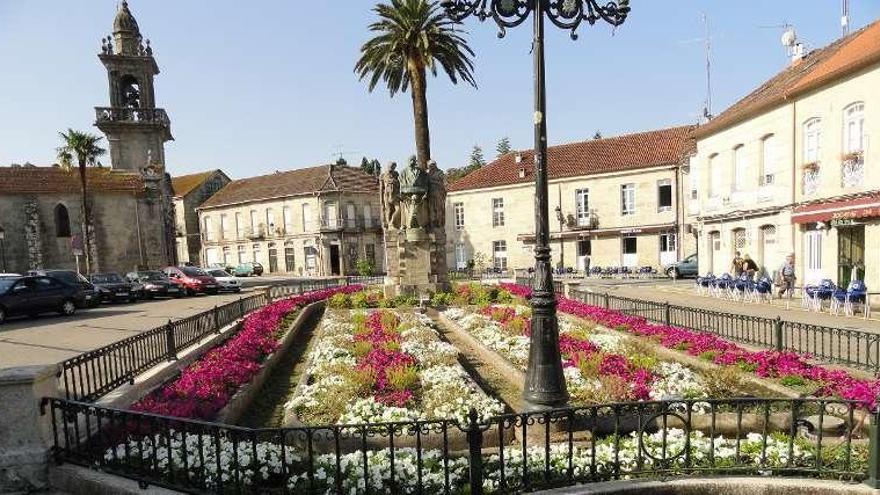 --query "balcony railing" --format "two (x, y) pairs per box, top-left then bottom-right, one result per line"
(565, 211), (599, 231)
(803, 163), (821, 195)
(842, 153), (865, 188)
(320, 216), (379, 231)
(95, 107), (170, 125)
